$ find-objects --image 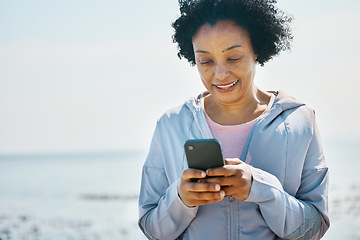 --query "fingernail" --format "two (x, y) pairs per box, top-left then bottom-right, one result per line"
(201, 172), (206, 177)
(215, 184), (220, 191)
(220, 191), (225, 197)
